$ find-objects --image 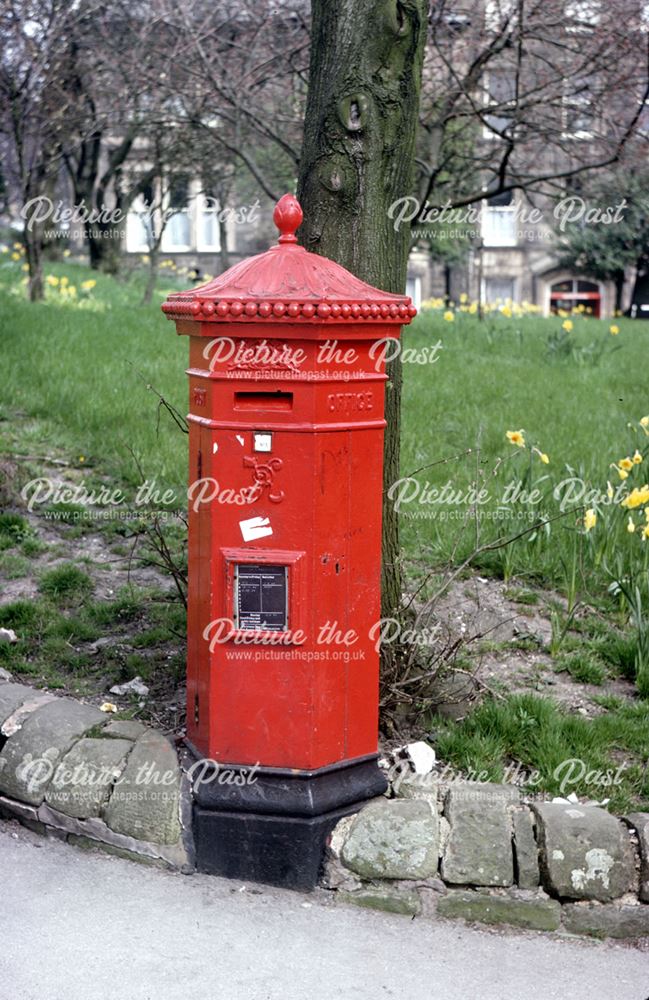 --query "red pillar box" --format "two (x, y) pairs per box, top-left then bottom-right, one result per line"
(162, 195), (415, 889)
